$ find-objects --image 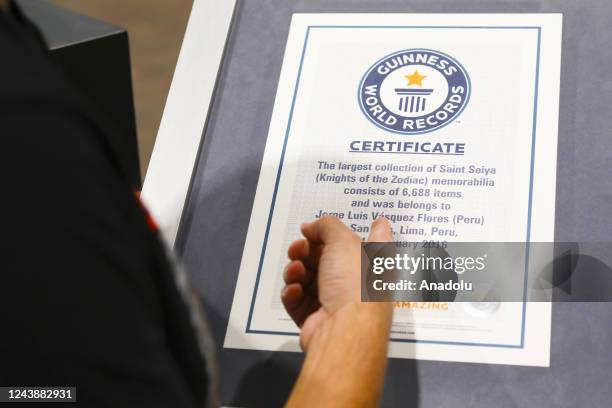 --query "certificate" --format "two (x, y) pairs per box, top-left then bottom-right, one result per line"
(224, 13), (562, 367)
